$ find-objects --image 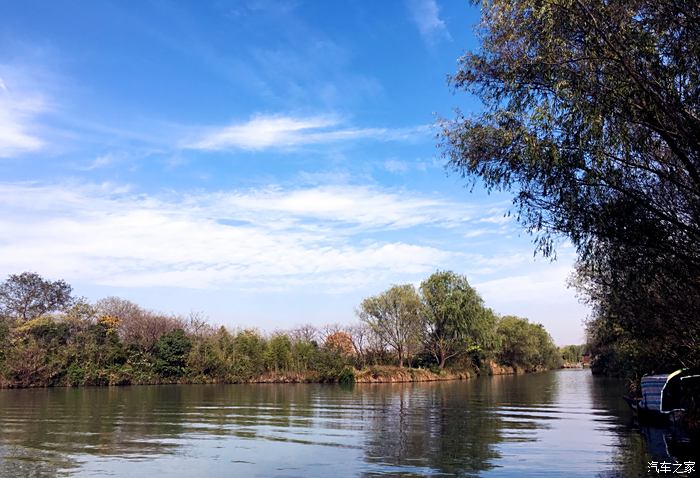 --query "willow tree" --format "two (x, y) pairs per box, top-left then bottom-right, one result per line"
(441, 0), (700, 374)
(420, 271), (495, 369)
(357, 284), (423, 367)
